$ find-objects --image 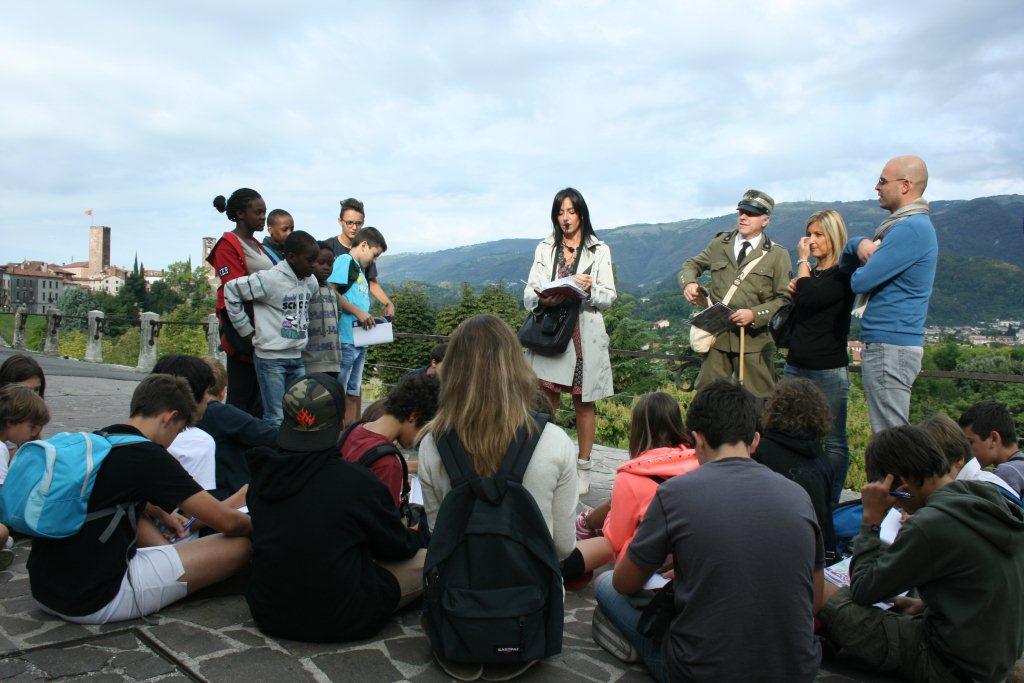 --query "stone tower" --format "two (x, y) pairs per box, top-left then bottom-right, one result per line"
(201, 236), (219, 288)
(88, 225), (111, 276)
